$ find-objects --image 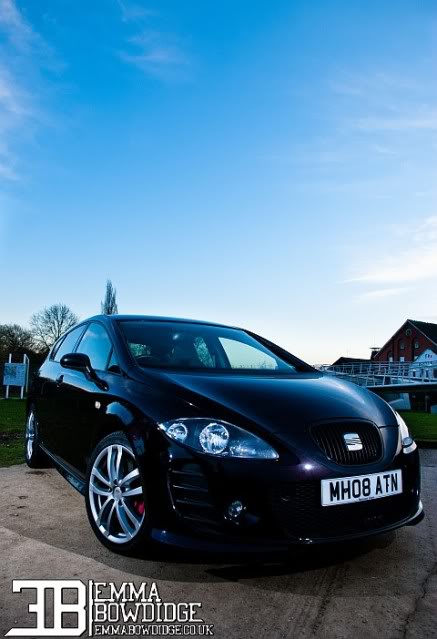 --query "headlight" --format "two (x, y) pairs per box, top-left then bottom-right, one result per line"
(159, 418), (279, 459)
(395, 412), (417, 454)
